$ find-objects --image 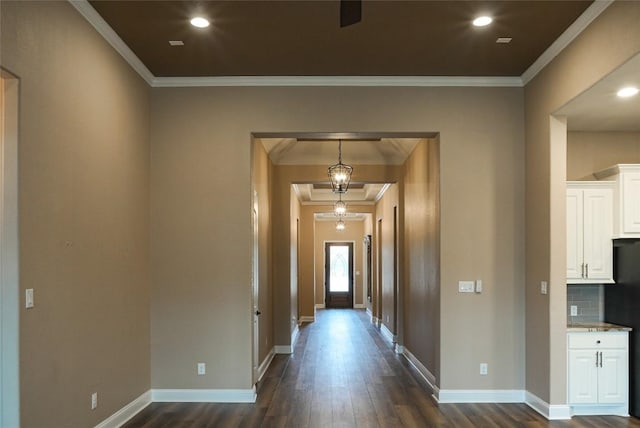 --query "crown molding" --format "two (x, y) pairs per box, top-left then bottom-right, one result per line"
(151, 75), (523, 88)
(521, 0), (613, 85)
(68, 0), (154, 85)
